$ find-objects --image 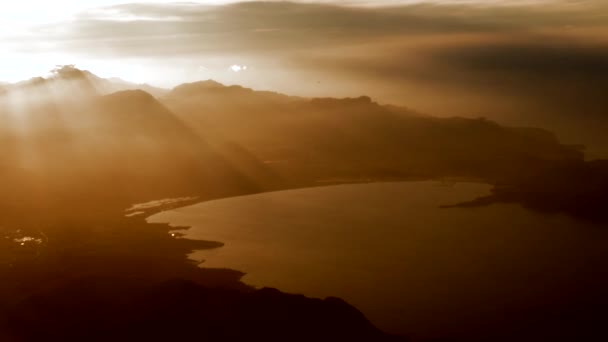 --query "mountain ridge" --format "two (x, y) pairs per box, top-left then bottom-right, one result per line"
(0, 67), (605, 223)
